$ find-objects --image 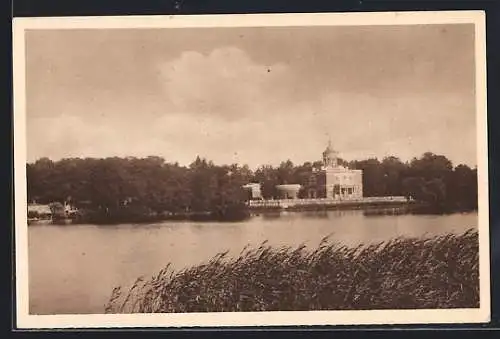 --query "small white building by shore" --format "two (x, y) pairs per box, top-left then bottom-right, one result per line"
(27, 203), (52, 220)
(275, 184), (301, 199)
(242, 183), (263, 200)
